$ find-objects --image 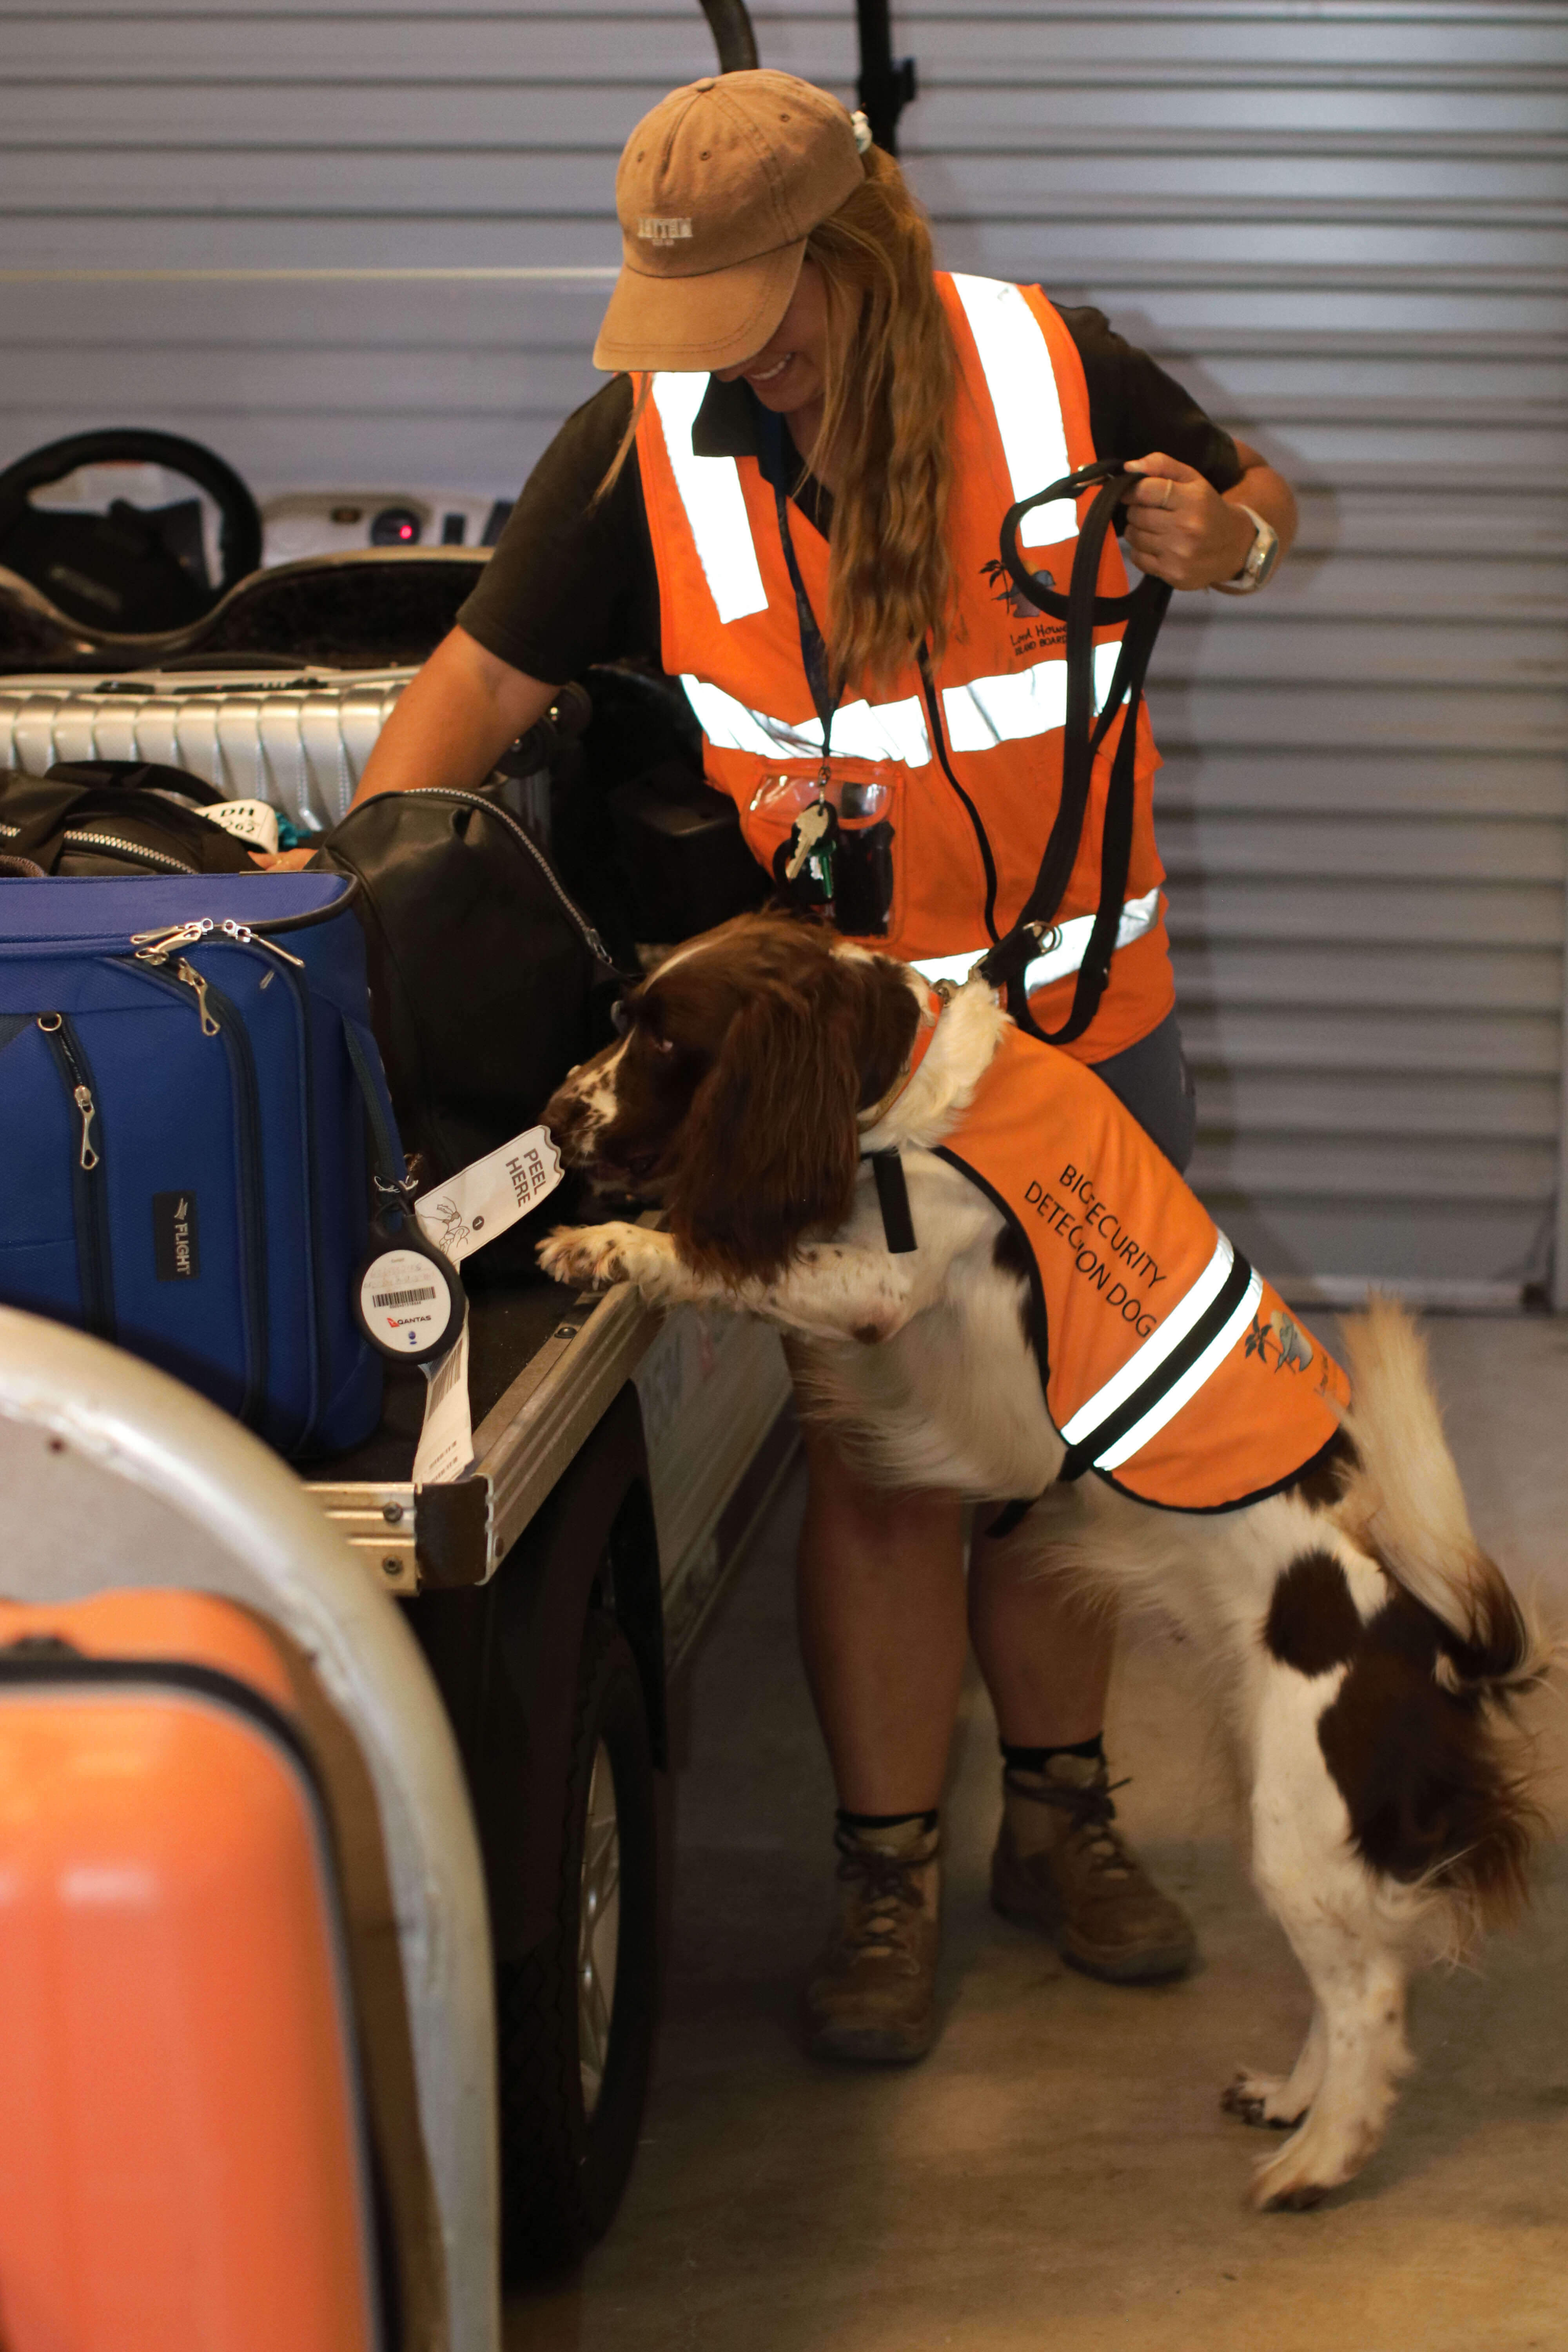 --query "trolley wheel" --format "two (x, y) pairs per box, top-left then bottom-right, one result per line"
(496, 1608), (659, 2277)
